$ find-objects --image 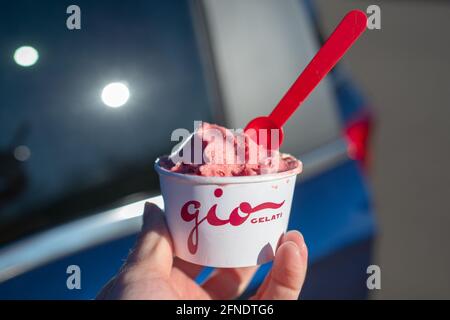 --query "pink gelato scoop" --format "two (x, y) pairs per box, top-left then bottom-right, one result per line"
(160, 122), (300, 177)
